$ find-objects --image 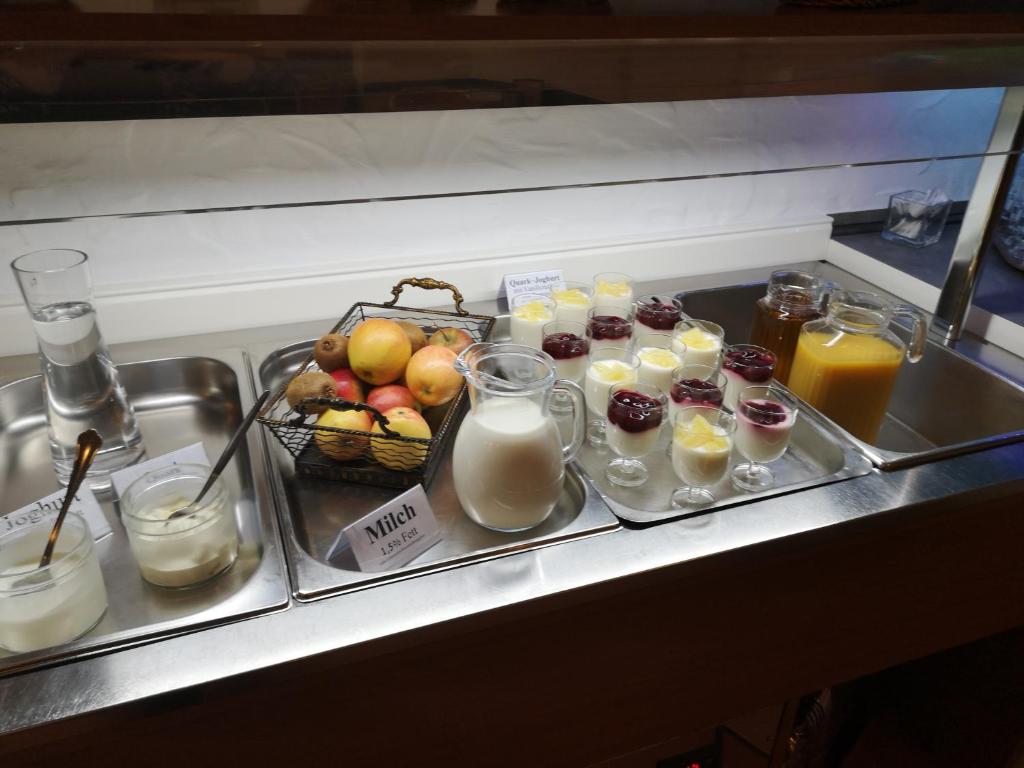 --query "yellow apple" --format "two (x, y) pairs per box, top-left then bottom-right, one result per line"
(404, 346), (461, 407)
(315, 407), (373, 462)
(370, 406), (432, 470)
(348, 318), (412, 385)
